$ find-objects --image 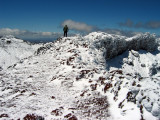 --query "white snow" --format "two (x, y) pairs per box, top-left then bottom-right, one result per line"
(0, 32), (160, 120)
(0, 35), (42, 70)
